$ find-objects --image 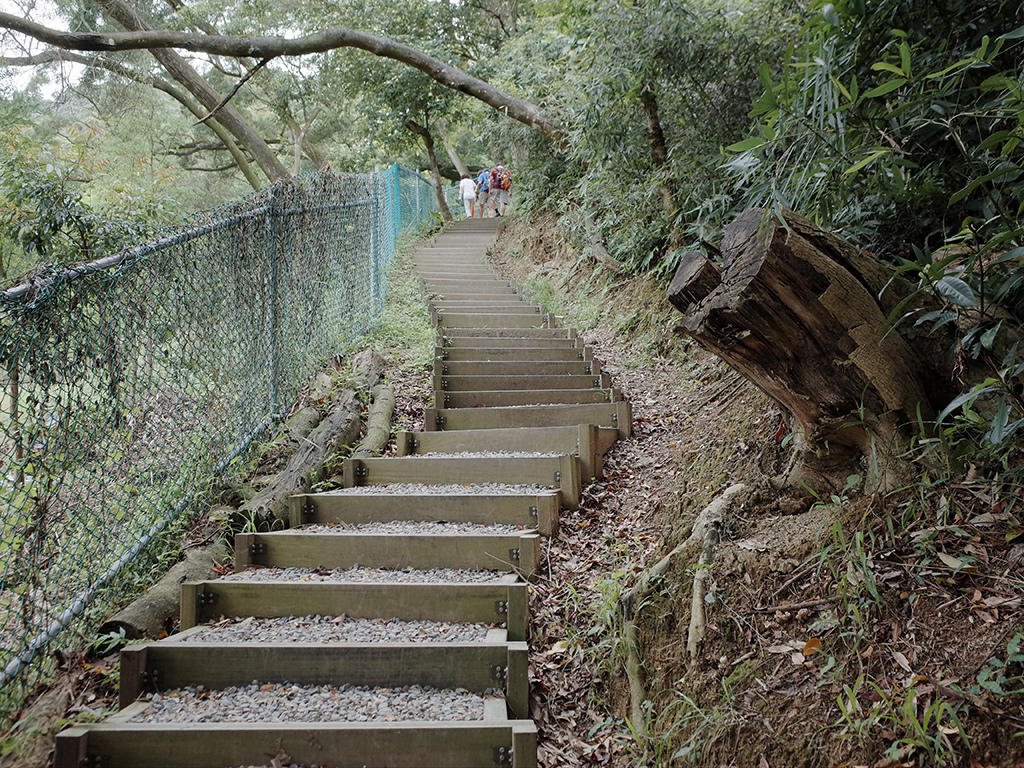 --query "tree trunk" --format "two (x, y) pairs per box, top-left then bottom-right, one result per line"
(98, 540), (230, 639)
(433, 118), (469, 177)
(405, 120), (453, 222)
(94, 0), (291, 184)
(351, 383), (396, 459)
(639, 84), (681, 246)
(668, 207), (954, 491)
